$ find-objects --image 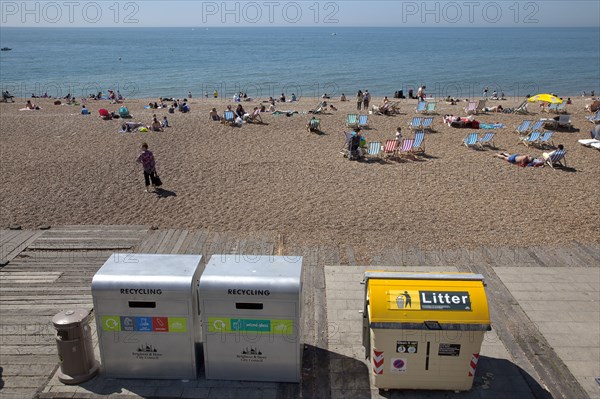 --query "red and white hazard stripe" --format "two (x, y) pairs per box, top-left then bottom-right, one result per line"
(373, 349), (384, 375)
(468, 353), (480, 377)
